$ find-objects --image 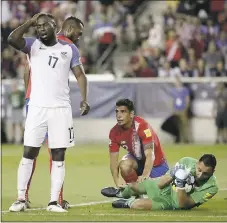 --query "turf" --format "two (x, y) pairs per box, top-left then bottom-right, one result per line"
(1, 144), (227, 221)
